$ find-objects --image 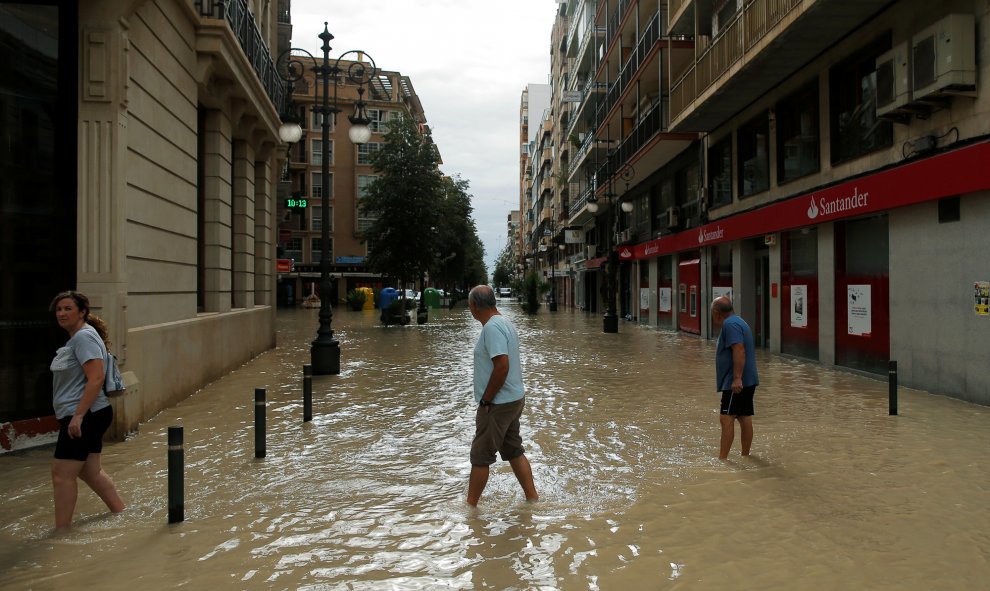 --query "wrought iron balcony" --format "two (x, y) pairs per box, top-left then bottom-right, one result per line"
(195, 0), (285, 112)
